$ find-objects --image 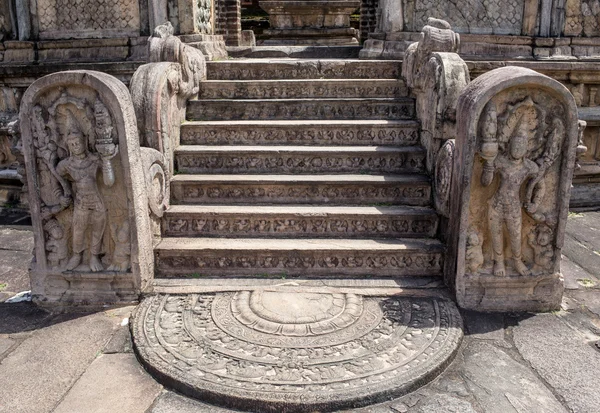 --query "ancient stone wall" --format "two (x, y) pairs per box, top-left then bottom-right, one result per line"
(406, 0), (526, 35)
(360, 0), (380, 42)
(0, 2), (13, 40)
(36, 0), (141, 39)
(565, 0), (600, 37)
(214, 0), (241, 45)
